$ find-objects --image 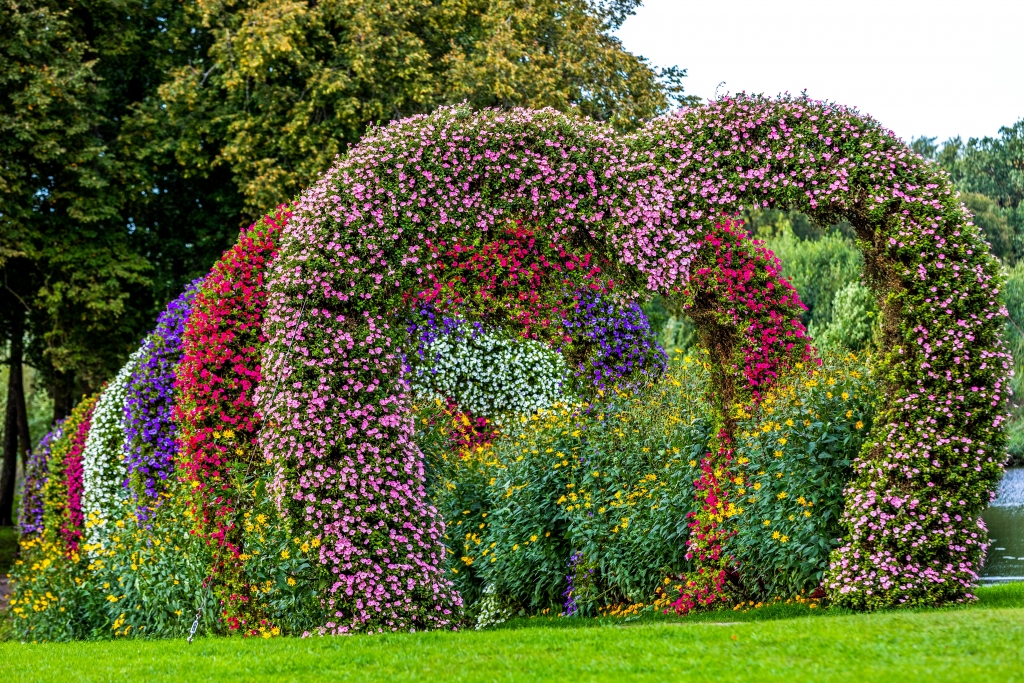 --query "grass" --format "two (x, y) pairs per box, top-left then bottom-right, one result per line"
(1, 583), (1022, 682)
